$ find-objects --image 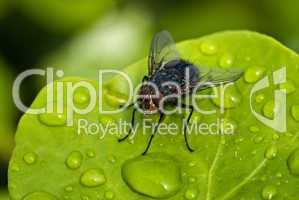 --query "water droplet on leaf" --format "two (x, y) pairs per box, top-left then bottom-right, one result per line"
(272, 133), (280, 141)
(10, 163), (20, 172)
(234, 137), (244, 144)
(108, 155), (117, 163)
(23, 152), (37, 165)
(220, 138), (226, 145)
(291, 105), (299, 121)
(188, 176), (197, 183)
(39, 112), (66, 127)
(80, 195), (90, 200)
(251, 150), (257, 155)
(104, 190), (115, 200)
(200, 41), (217, 55)
(276, 172), (282, 178)
(264, 145), (278, 160)
(73, 89), (90, 104)
(249, 126), (260, 133)
(64, 186), (73, 192)
(184, 188), (198, 200)
(255, 94), (265, 103)
(65, 151), (83, 170)
(261, 185), (277, 200)
(188, 161), (196, 167)
(212, 85), (241, 109)
(244, 66), (266, 83)
(80, 168), (106, 187)
(219, 54), (234, 68)
(287, 148), (299, 176)
(263, 101), (280, 119)
(254, 136), (264, 144)
(86, 149), (95, 158)
(279, 81), (296, 94)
